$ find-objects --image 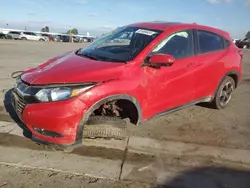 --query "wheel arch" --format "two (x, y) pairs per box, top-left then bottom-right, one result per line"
(75, 94), (142, 141)
(214, 70), (239, 97)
